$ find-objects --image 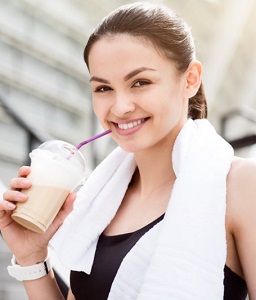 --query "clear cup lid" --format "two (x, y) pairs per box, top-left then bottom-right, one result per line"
(34, 140), (86, 173)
